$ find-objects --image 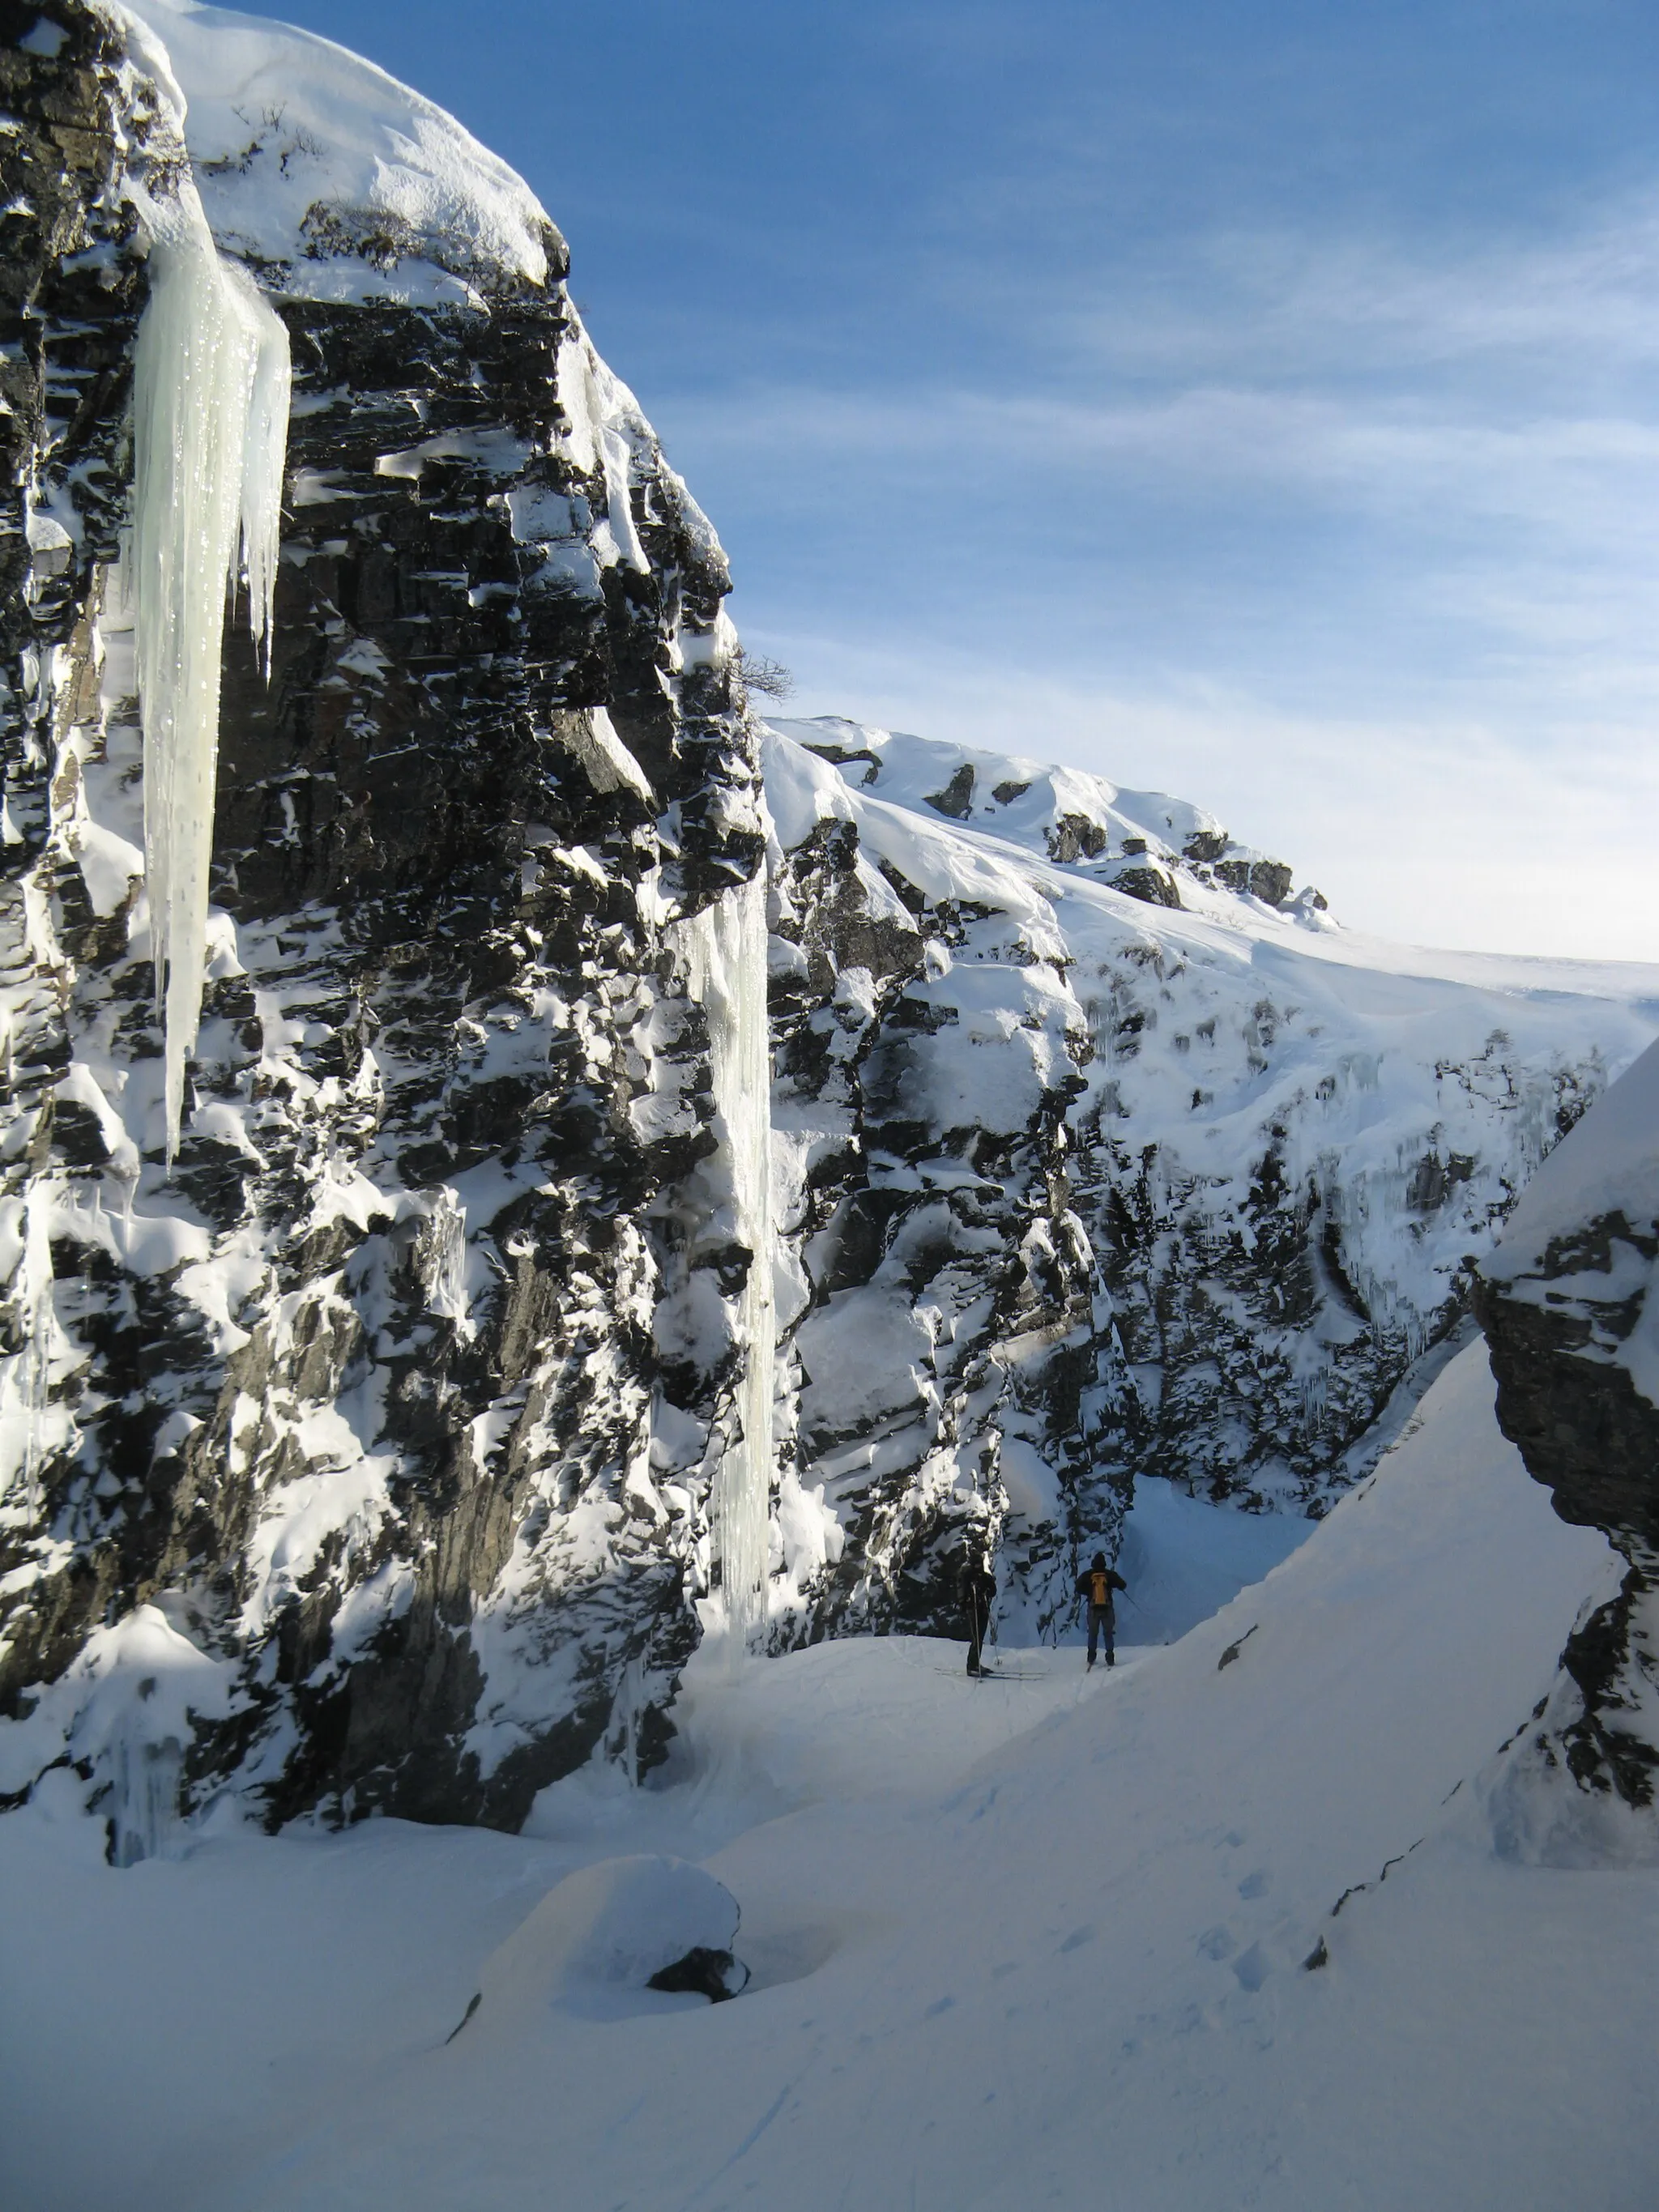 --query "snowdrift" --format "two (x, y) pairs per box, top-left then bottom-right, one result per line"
(3, 1344), (1653, 2210)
